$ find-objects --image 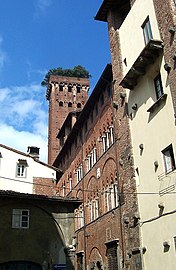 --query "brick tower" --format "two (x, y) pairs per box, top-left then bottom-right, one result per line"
(46, 75), (90, 165)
